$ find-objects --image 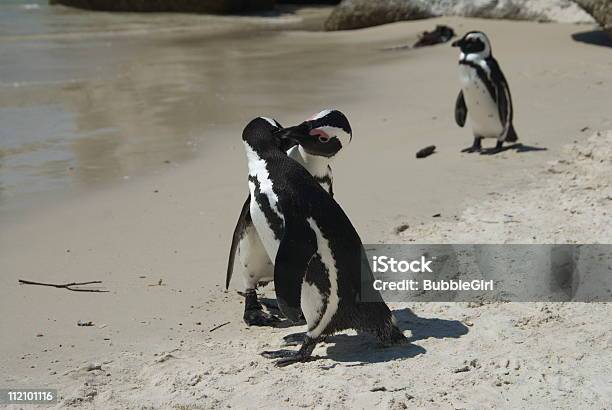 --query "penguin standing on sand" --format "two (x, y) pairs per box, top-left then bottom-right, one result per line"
(241, 116), (406, 366)
(452, 31), (518, 153)
(226, 111), (350, 326)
